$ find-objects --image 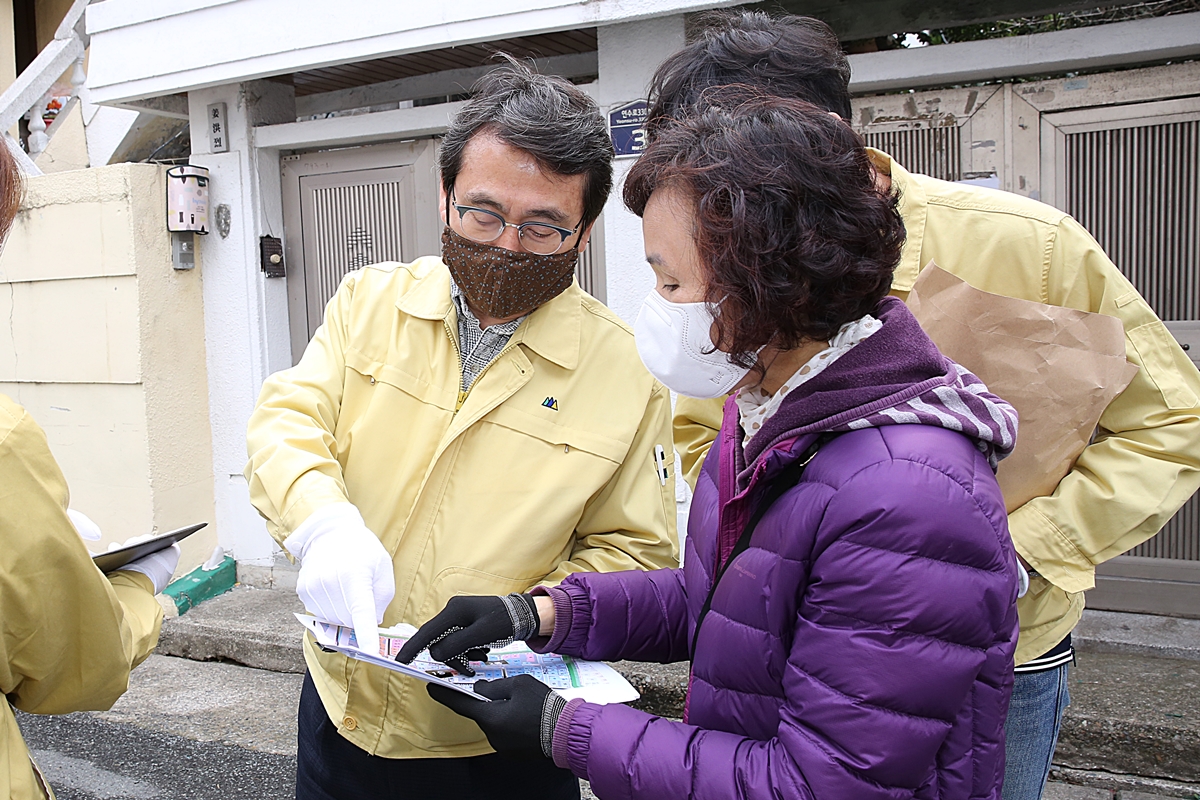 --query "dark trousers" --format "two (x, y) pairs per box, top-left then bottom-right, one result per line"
(297, 672), (580, 800)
